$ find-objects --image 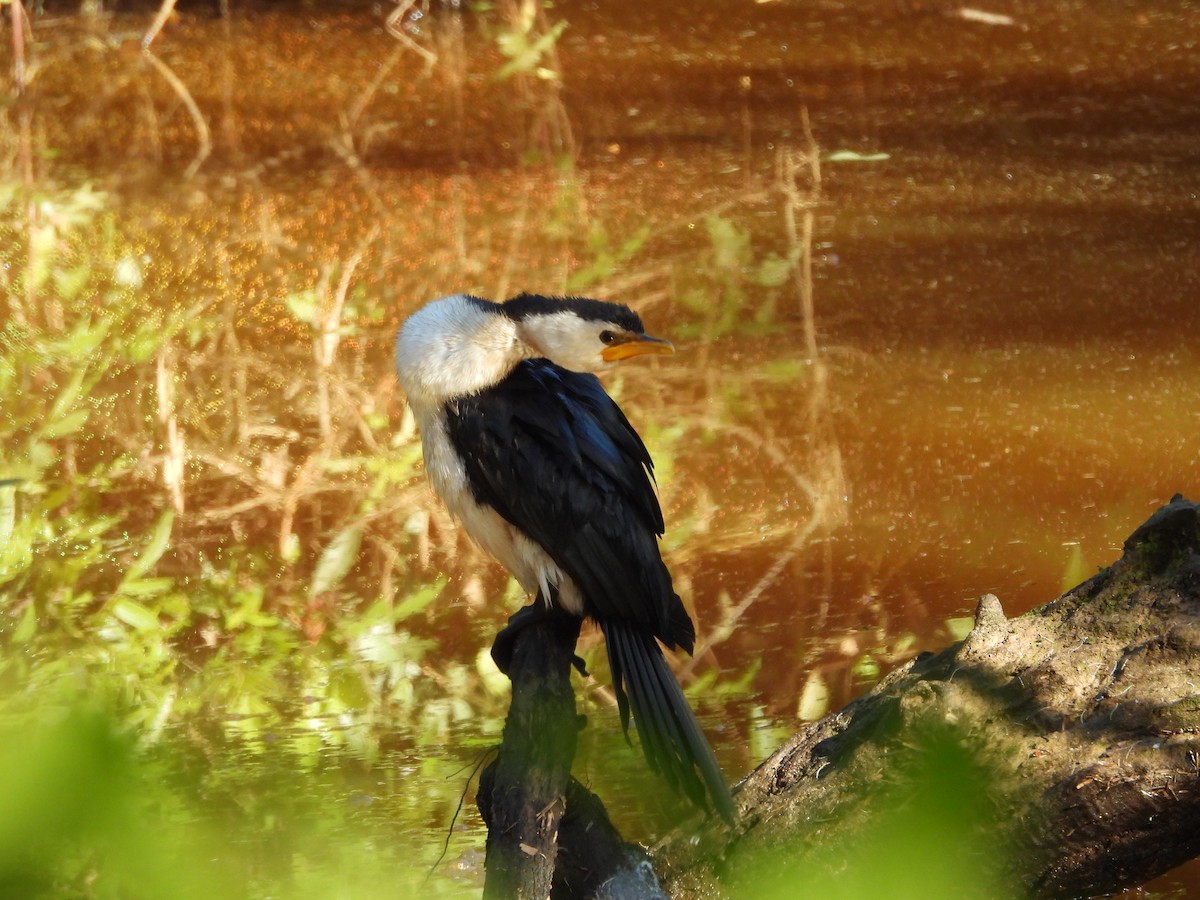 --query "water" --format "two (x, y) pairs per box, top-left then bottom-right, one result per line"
(3, 0), (1199, 893)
